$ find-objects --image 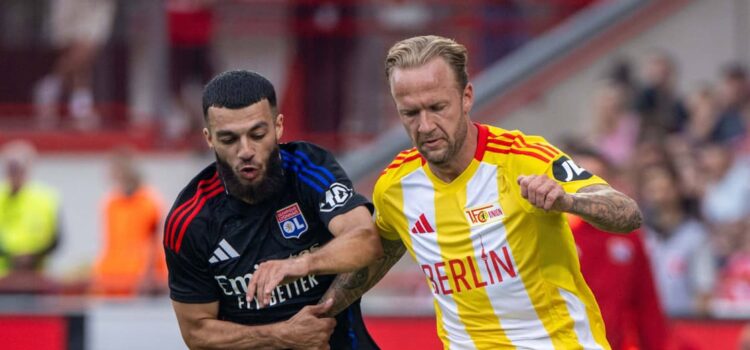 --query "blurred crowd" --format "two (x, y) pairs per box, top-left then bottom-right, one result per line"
(0, 141), (167, 297)
(567, 51), (750, 319)
(0, 0), (599, 300)
(5, 1), (750, 347)
(1, 0), (595, 151)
